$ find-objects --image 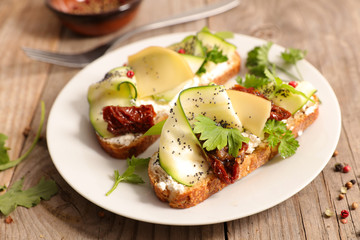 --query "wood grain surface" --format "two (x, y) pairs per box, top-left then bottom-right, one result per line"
(0, 0), (358, 239)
